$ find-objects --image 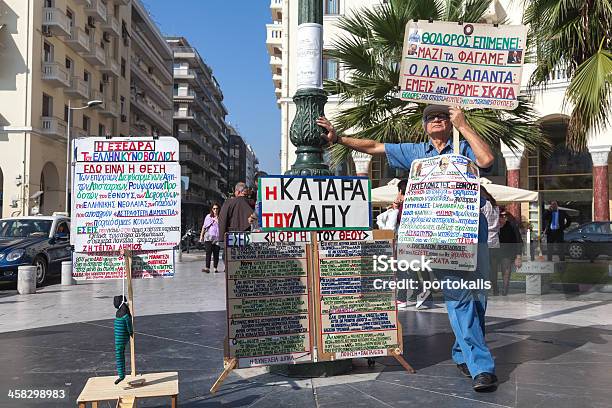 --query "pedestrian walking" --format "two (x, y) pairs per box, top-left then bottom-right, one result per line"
(200, 203), (221, 273)
(317, 104), (498, 390)
(498, 210), (523, 296)
(218, 182), (255, 239)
